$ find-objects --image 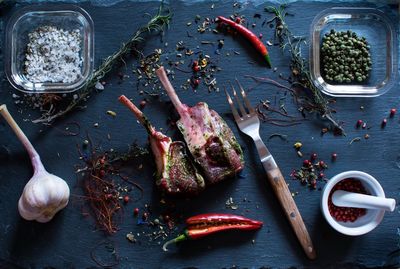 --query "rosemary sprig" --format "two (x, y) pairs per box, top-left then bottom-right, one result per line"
(265, 4), (345, 135)
(33, 5), (172, 124)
